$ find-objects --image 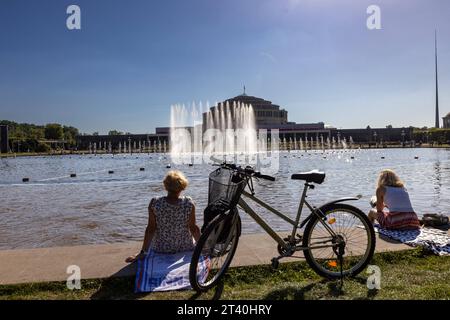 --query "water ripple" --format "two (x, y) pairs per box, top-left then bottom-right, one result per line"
(0, 149), (448, 249)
